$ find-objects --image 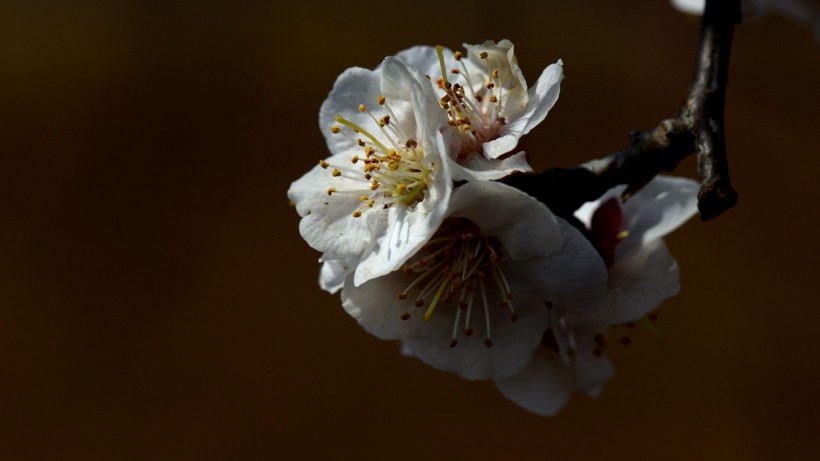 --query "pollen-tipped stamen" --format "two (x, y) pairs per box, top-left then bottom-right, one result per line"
(335, 115), (389, 154)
